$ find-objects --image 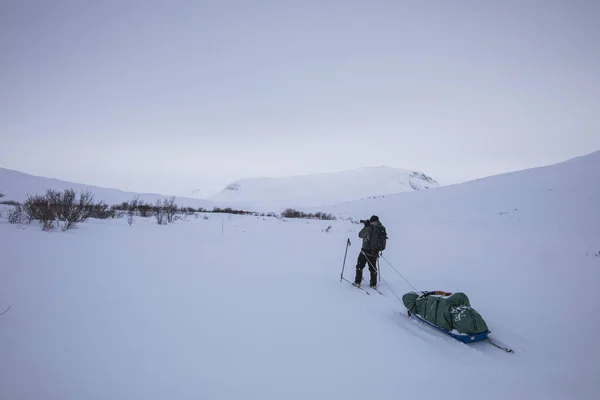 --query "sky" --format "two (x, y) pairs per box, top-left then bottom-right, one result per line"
(1, 0), (599, 197)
